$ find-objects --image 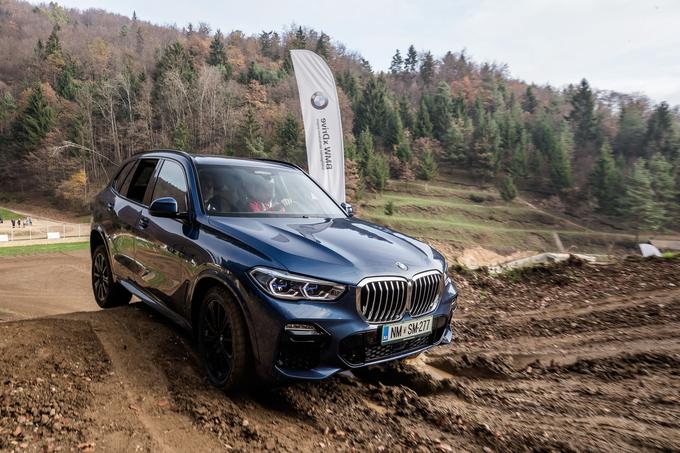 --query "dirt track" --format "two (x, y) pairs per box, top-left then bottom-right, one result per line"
(0, 253), (679, 452)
